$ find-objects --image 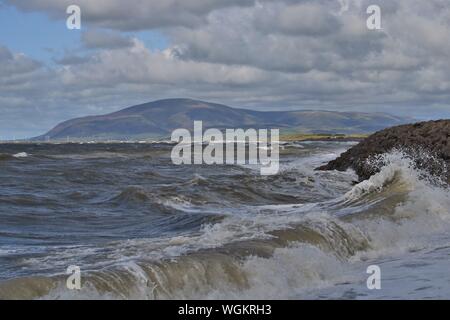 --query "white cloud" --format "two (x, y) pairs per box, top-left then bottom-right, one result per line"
(81, 29), (134, 49)
(6, 0), (256, 29)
